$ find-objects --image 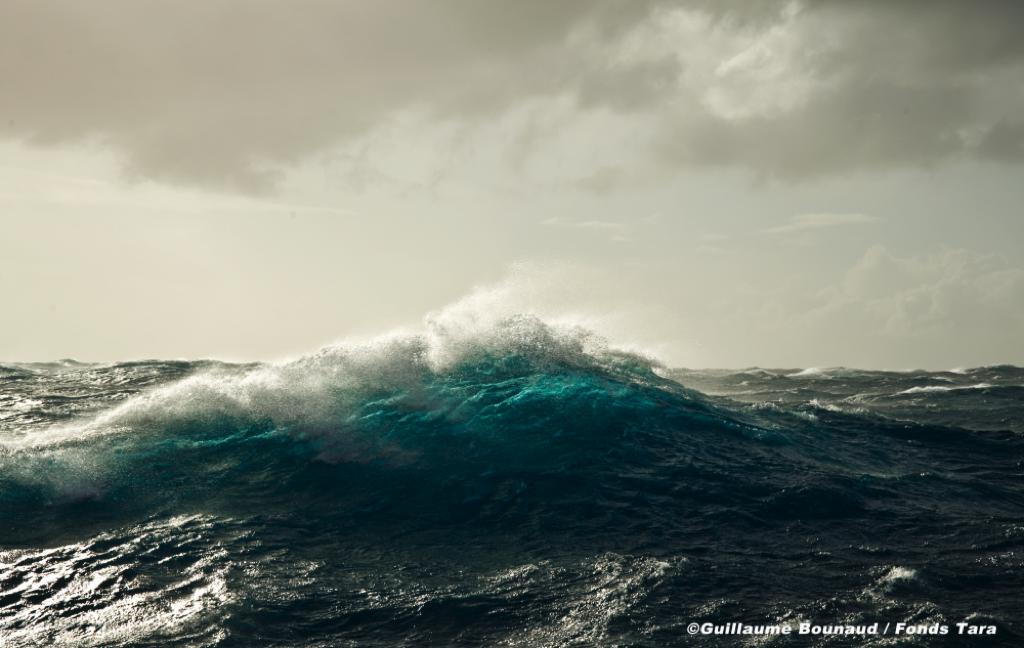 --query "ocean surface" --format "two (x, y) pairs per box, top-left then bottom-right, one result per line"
(2, 317), (1022, 647)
